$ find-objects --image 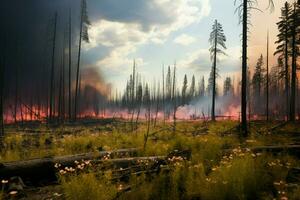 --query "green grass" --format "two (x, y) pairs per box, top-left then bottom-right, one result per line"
(61, 172), (117, 200)
(1, 121), (300, 199)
